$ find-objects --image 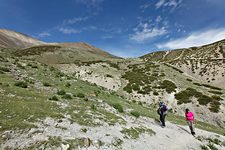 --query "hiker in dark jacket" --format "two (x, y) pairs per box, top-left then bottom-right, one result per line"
(157, 102), (168, 127)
